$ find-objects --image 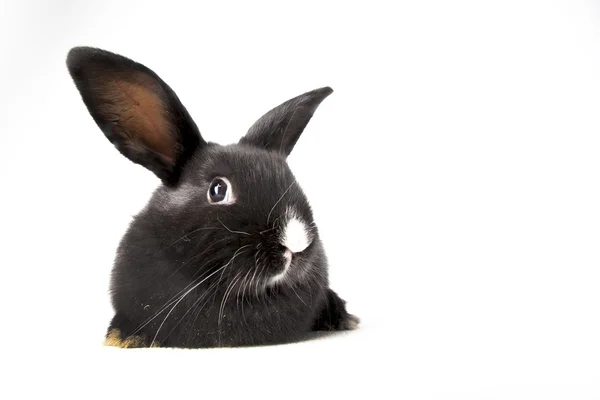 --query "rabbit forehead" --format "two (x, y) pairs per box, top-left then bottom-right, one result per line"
(192, 143), (296, 187)
(168, 143), (304, 207)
